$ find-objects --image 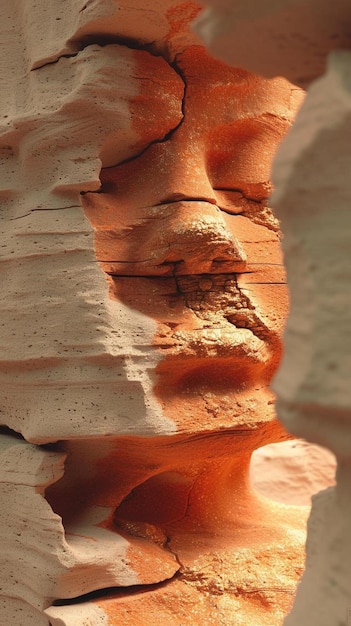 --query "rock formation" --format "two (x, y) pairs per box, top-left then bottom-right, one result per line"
(196, 1), (351, 624)
(251, 440), (336, 506)
(0, 1), (337, 624)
